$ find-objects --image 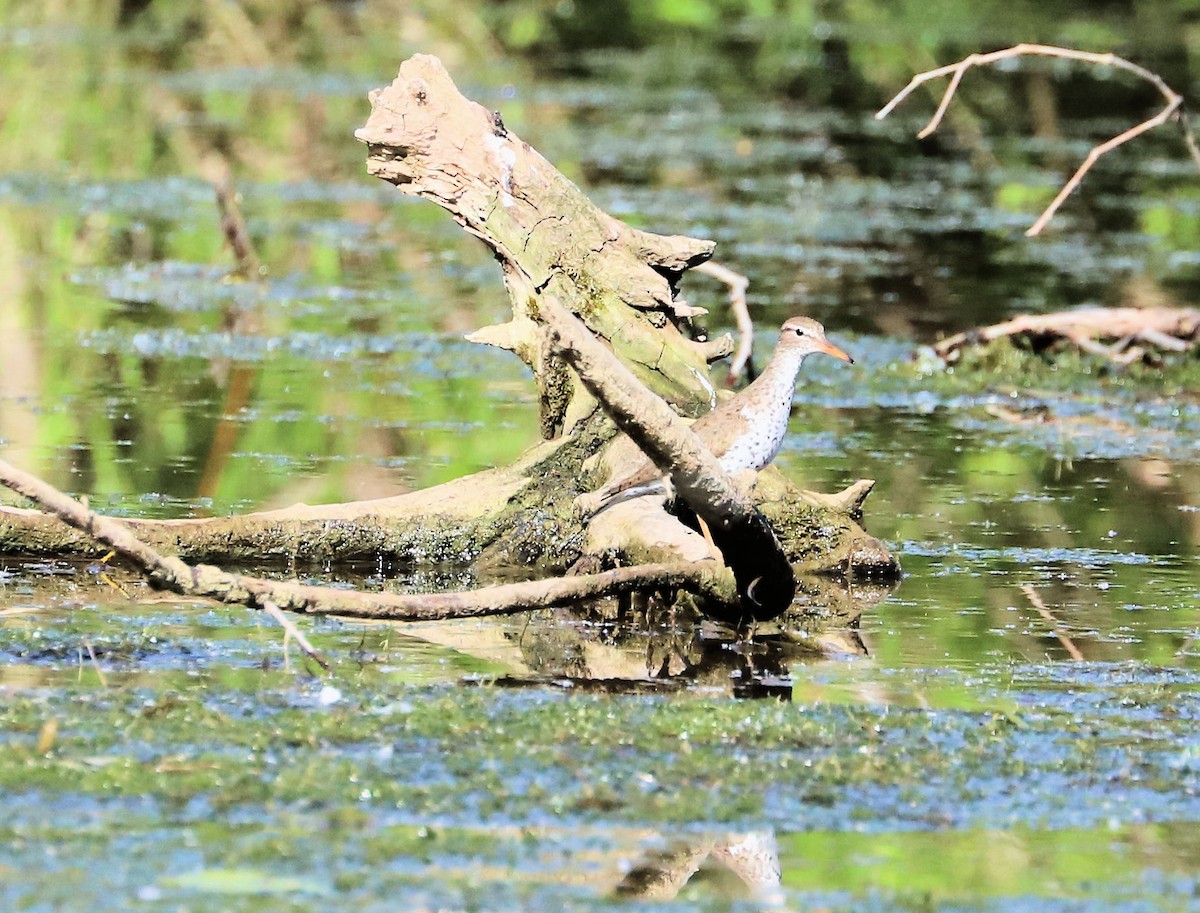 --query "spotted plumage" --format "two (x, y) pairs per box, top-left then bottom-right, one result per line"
(587, 316), (853, 515)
